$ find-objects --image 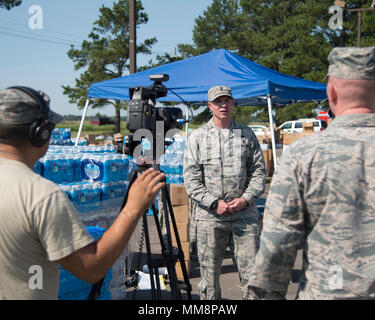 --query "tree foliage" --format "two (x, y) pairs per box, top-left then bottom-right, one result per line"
(178, 0), (375, 125)
(62, 0), (156, 132)
(0, 0), (21, 10)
